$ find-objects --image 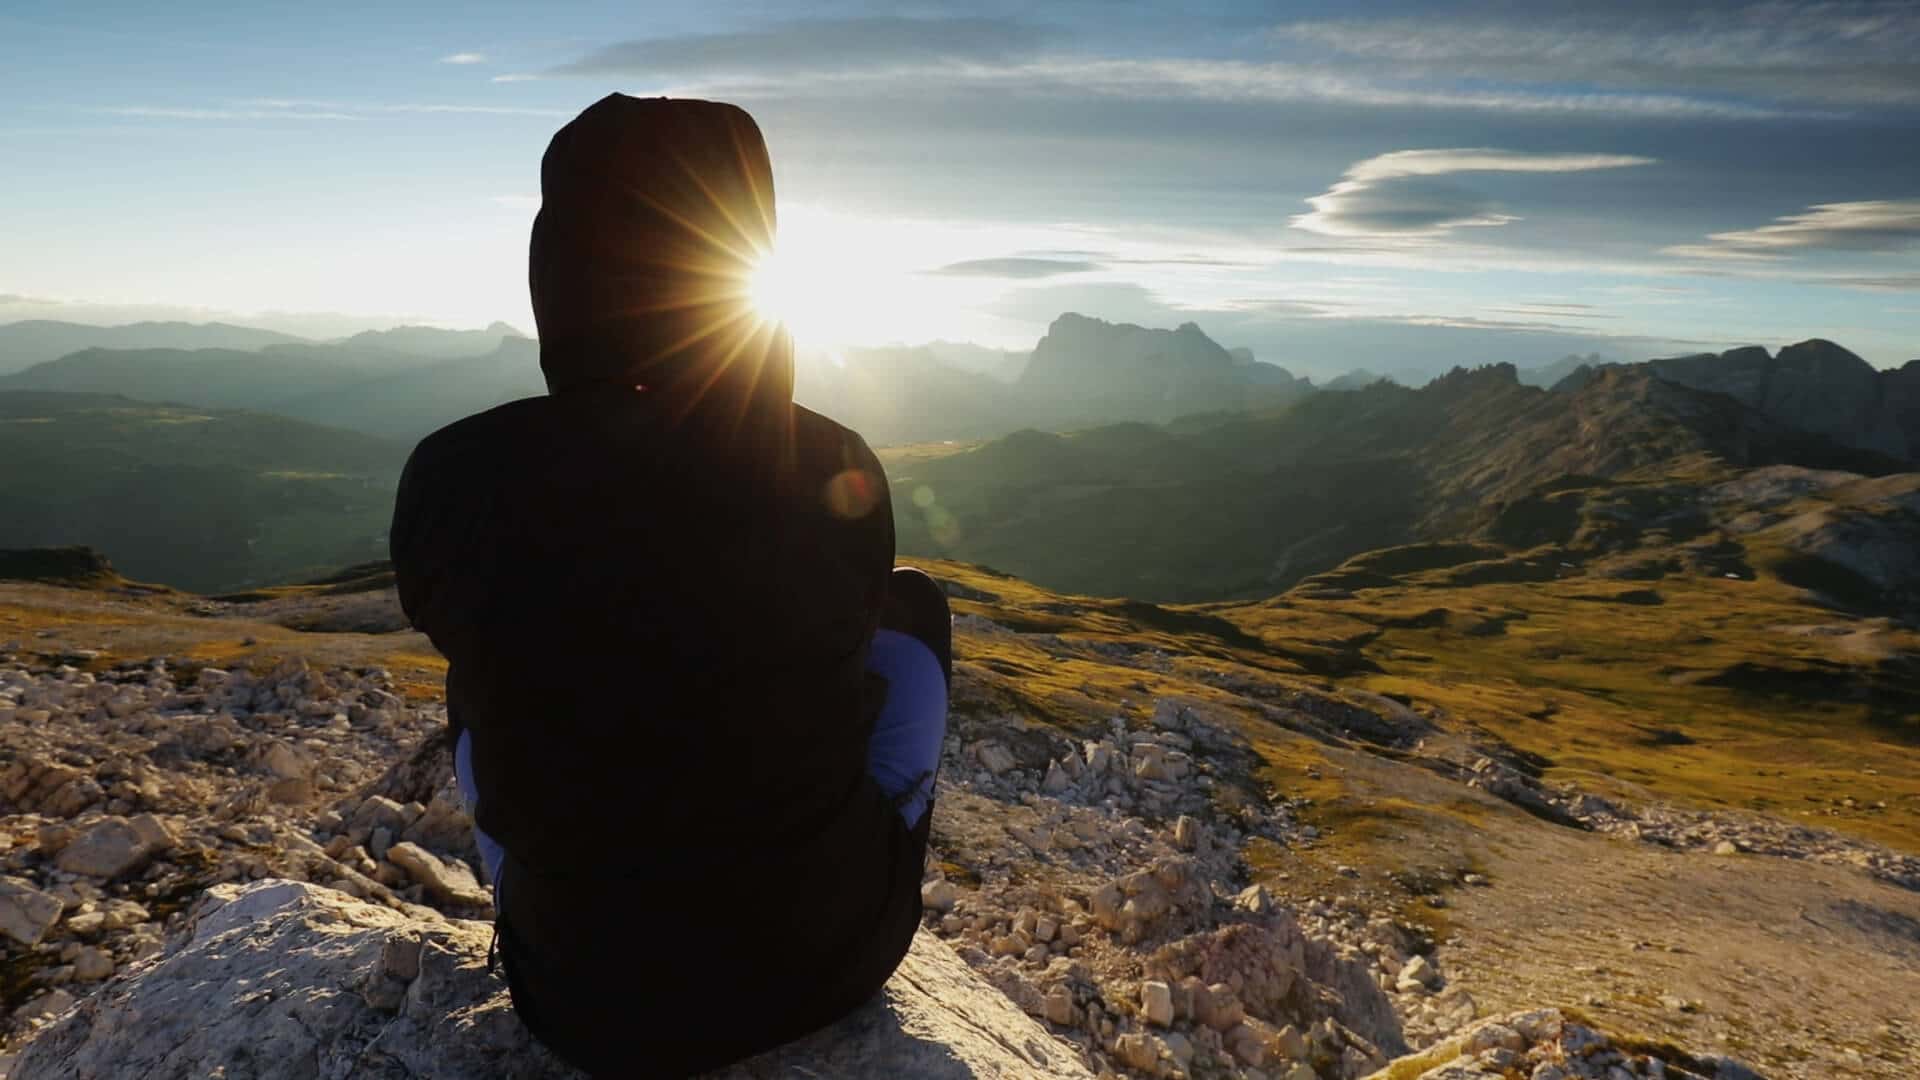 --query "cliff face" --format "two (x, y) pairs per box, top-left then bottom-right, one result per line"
(1646, 340), (1919, 462)
(9, 879), (1096, 1080)
(1018, 313), (1309, 426)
